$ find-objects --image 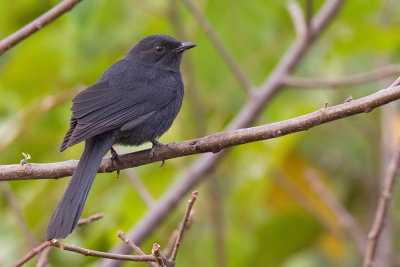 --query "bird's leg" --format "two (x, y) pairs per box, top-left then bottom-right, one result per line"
(150, 140), (165, 167)
(110, 146), (120, 178)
